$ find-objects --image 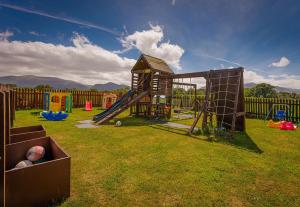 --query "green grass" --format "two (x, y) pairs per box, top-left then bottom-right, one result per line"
(14, 108), (300, 207)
